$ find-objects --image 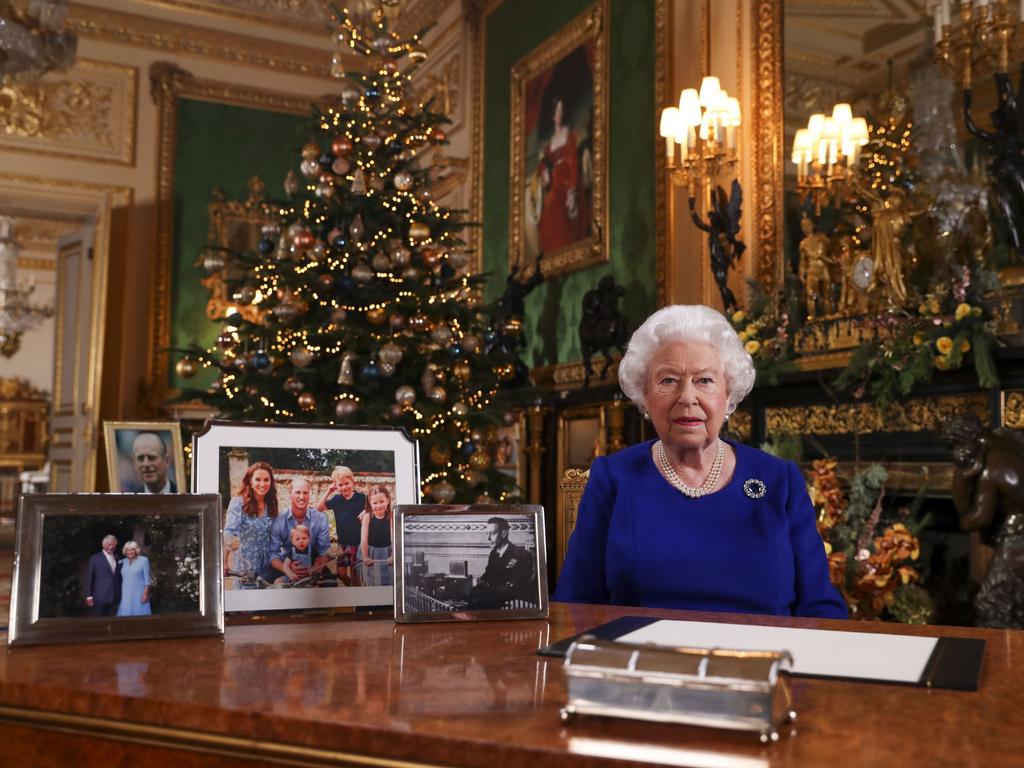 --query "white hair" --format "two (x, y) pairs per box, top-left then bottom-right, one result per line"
(122, 540), (141, 556)
(618, 304), (756, 414)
